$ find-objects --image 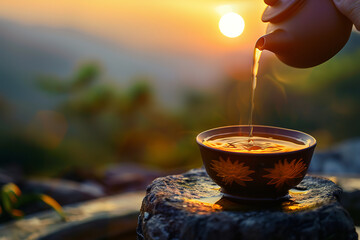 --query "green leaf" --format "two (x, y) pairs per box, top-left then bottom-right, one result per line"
(17, 194), (66, 221)
(40, 194), (66, 221)
(1, 191), (13, 214)
(1, 183), (24, 218)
